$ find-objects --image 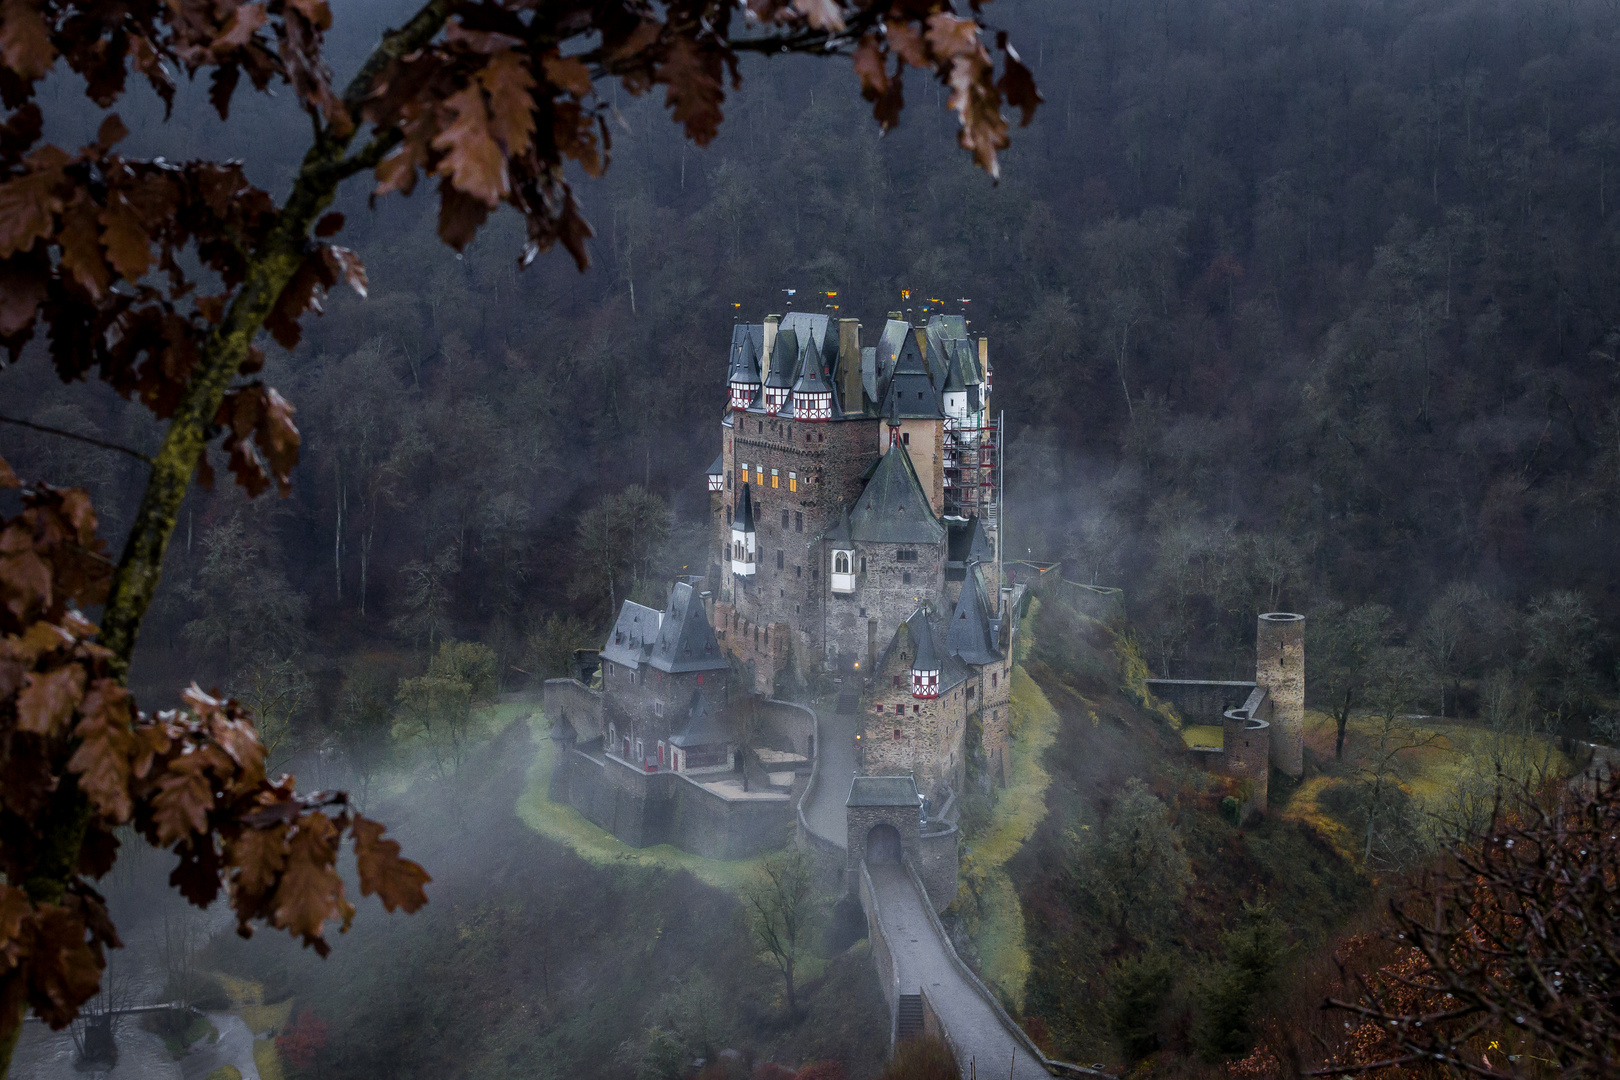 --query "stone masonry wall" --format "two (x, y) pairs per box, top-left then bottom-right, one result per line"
(1257, 613), (1305, 777)
(720, 411), (880, 645)
(824, 545), (946, 669)
(914, 824), (959, 912)
(600, 661), (727, 749)
(542, 678), (603, 741)
(846, 802), (921, 879)
(713, 600), (790, 695)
